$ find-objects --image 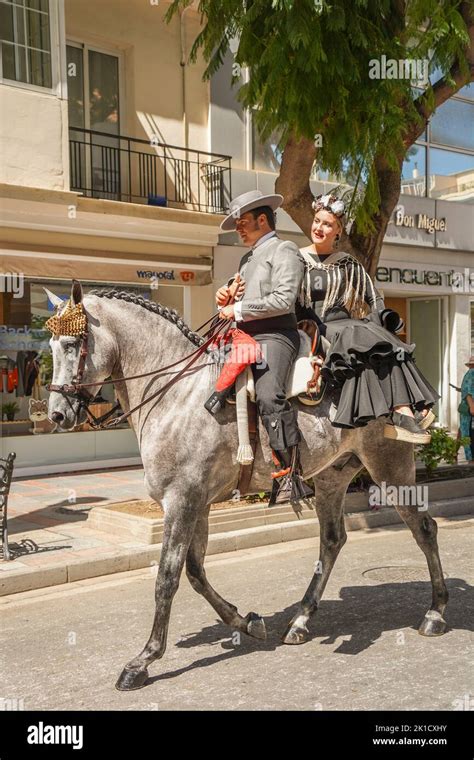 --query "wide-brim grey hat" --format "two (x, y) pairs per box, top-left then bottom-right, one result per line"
(220, 190), (283, 231)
